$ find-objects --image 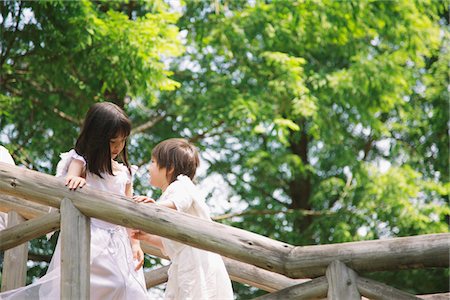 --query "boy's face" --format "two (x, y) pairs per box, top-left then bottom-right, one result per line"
(148, 157), (169, 190)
